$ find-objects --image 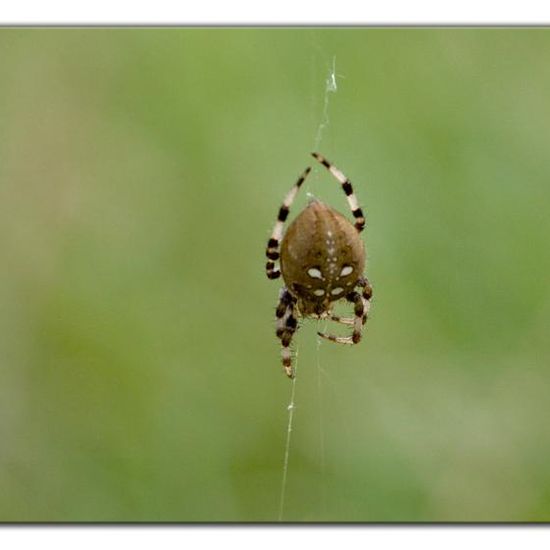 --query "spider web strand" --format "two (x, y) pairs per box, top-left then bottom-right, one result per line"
(278, 346), (298, 522)
(313, 55), (338, 152)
